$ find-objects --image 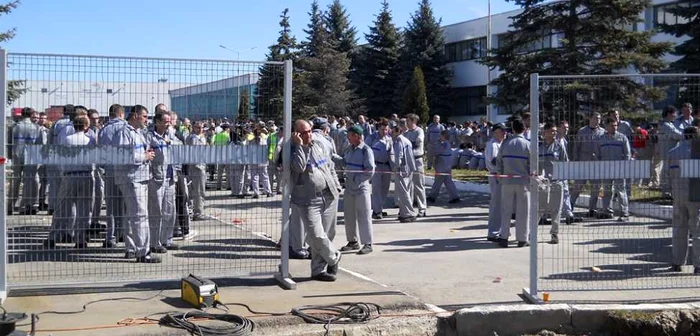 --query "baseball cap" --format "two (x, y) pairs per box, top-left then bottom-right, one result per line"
(348, 125), (364, 136)
(492, 123), (506, 132)
(312, 117), (329, 129)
